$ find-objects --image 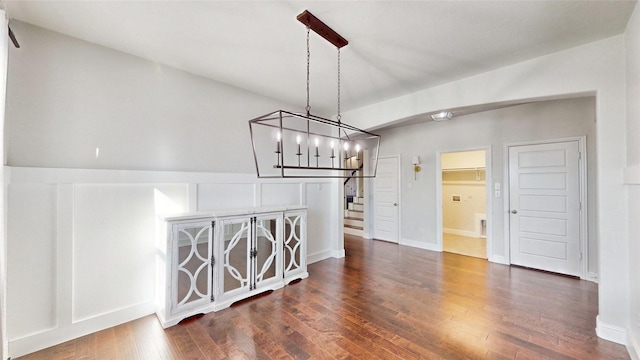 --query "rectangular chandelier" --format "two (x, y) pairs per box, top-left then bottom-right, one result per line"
(249, 110), (380, 178)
